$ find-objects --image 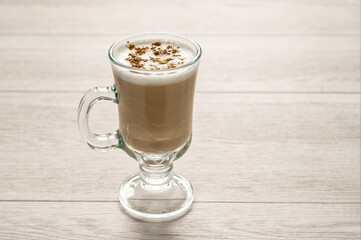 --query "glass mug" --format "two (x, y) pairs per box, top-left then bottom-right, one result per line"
(78, 33), (201, 222)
